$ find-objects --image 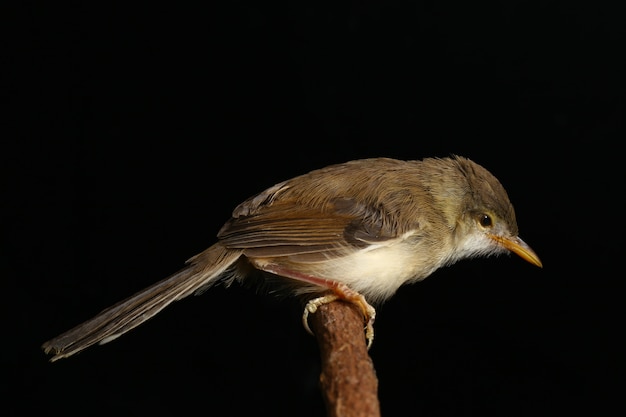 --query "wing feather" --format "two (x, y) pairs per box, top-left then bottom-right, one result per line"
(219, 195), (400, 258)
(217, 158), (428, 261)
